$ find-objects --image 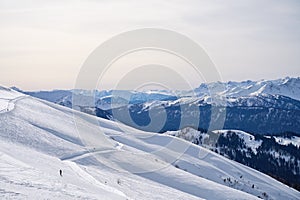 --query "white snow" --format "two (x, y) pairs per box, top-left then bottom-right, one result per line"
(249, 84), (267, 97)
(194, 77), (300, 101)
(215, 130), (263, 154)
(0, 141), (126, 200)
(0, 87), (25, 113)
(274, 136), (300, 147)
(0, 99), (9, 112)
(0, 86), (299, 200)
